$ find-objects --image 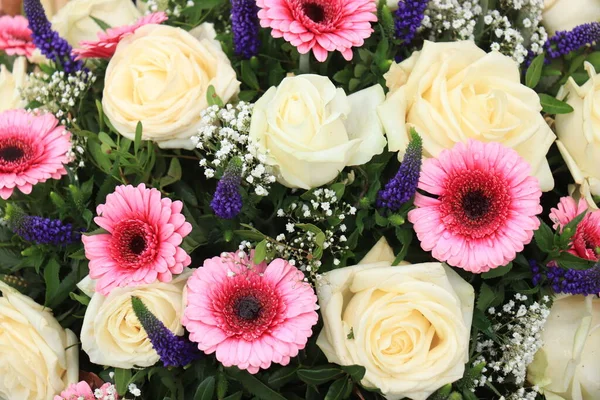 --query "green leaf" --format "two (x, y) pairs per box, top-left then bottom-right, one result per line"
(217, 371), (228, 399)
(225, 368), (286, 400)
(476, 282), (503, 311)
(298, 367), (344, 386)
(69, 291), (90, 306)
(90, 15), (112, 31)
(160, 158), (182, 188)
(114, 368), (132, 396)
(253, 240), (268, 264)
(558, 211), (587, 246)
(223, 392), (243, 400)
(324, 378), (352, 400)
(98, 131), (117, 148)
(0, 248), (22, 269)
(241, 61), (260, 90)
(534, 219), (554, 253)
(134, 121), (143, 155)
(194, 376), (215, 400)
(207, 85), (225, 107)
(267, 365), (298, 389)
(234, 229), (265, 241)
(44, 258), (61, 306)
(295, 223), (323, 235)
(525, 54), (545, 88)
(539, 93), (574, 114)
(482, 262), (513, 279)
(555, 252), (595, 270)
(341, 365), (366, 382)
